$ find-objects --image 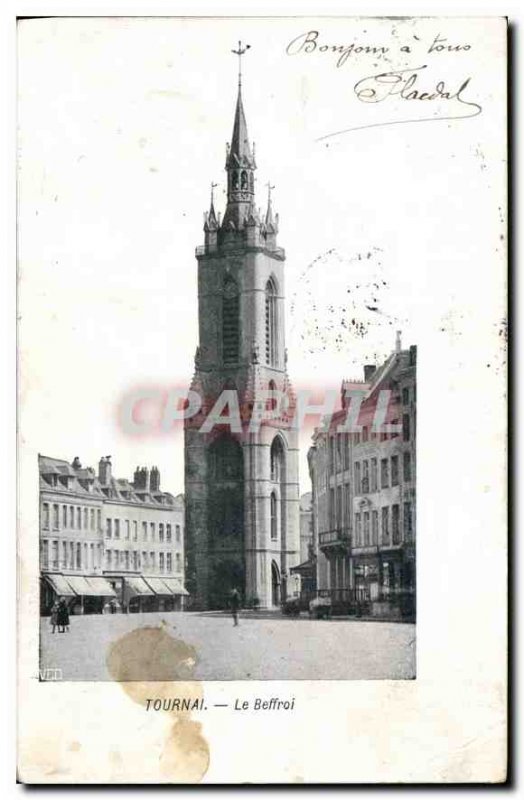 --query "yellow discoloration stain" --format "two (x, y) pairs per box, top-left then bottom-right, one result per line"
(107, 626), (209, 783)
